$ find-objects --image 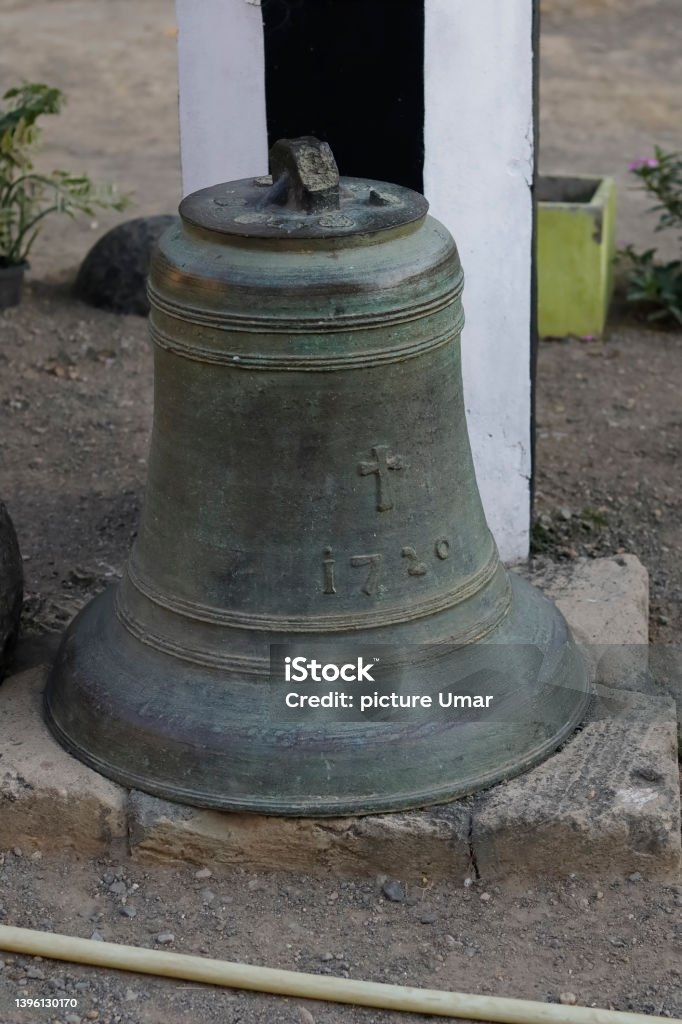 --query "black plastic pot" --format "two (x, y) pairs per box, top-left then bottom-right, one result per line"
(0, 261), (27, 310)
